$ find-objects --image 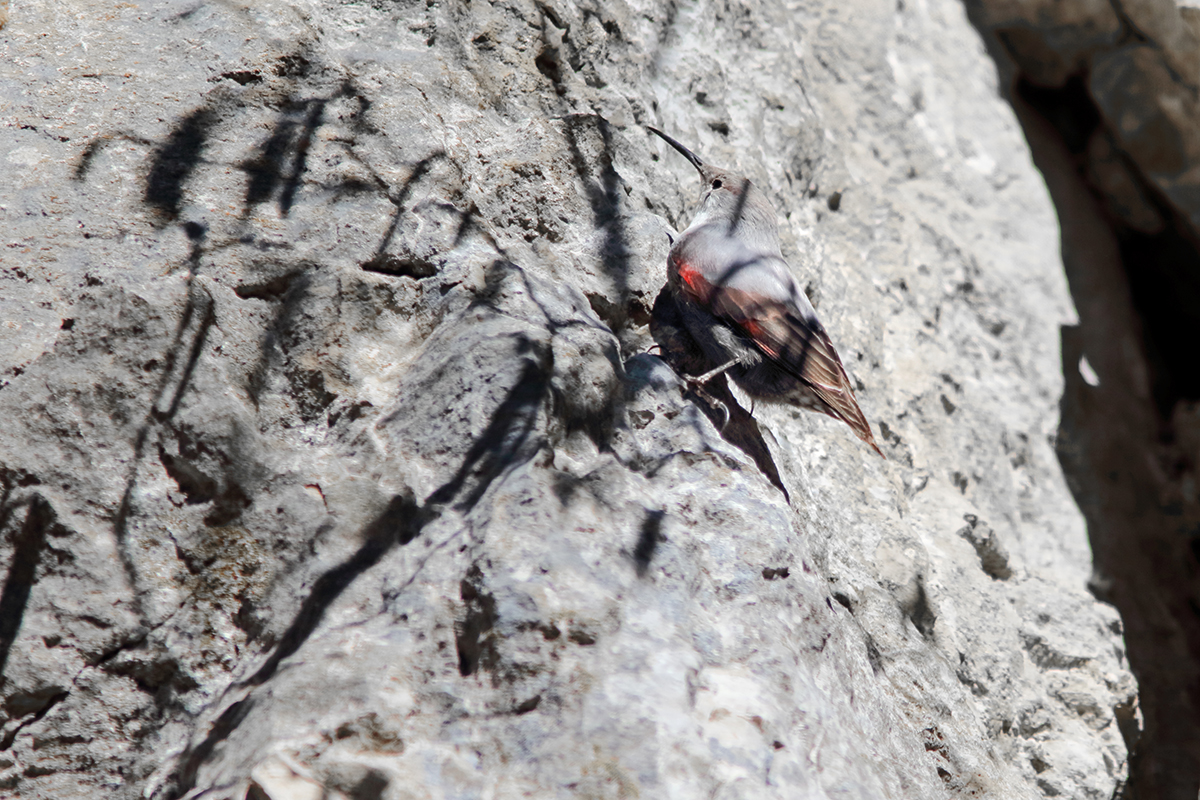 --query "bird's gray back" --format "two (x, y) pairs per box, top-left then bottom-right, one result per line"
(673, 224), (816, 322)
